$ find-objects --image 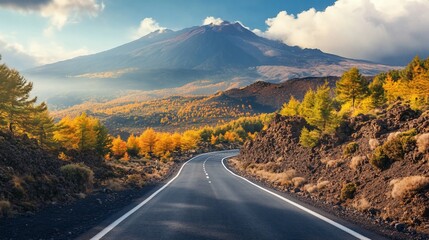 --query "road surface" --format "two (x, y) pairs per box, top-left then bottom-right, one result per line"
(87, 150), (384, 240)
